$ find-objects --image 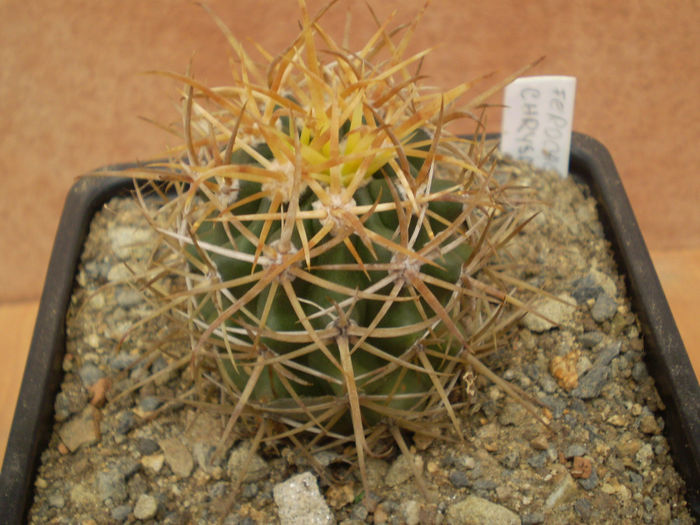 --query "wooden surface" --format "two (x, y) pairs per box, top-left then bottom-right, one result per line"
(0, 301), (39, 466)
